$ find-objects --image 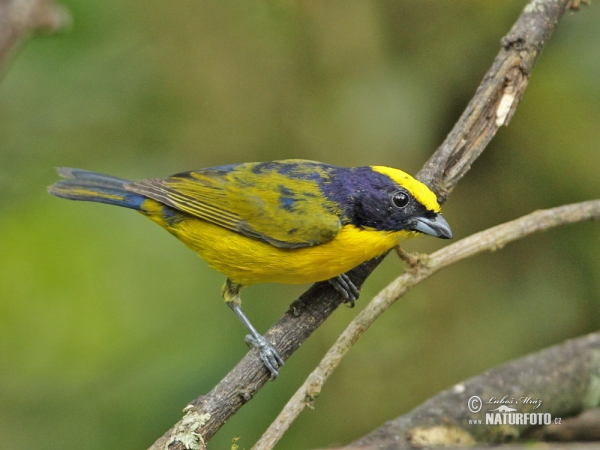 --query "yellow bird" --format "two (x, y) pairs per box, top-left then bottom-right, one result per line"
(49, 160), (451, 378)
